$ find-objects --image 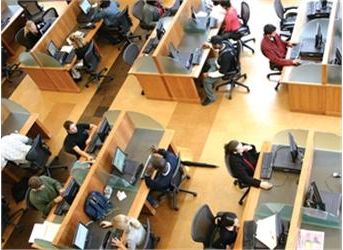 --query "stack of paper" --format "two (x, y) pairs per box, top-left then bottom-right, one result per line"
(255, 214), (278, 249)
(29, 221), (61, 243)
(297, 229), (325, 250)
